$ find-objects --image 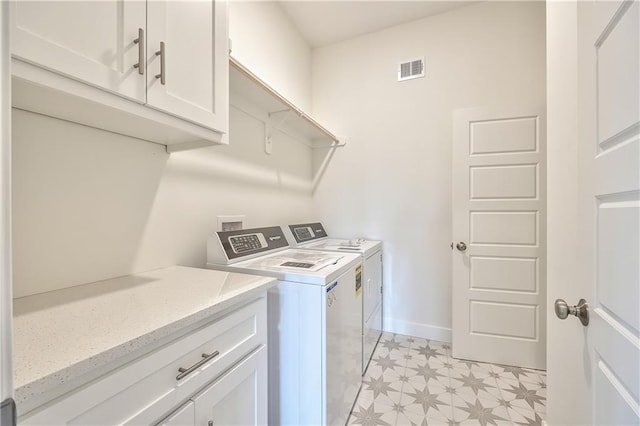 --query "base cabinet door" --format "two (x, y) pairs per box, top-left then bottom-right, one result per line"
(193, 346), (267, 426)
(157, 402), (195, 426)
(11, 1), (146, 102)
